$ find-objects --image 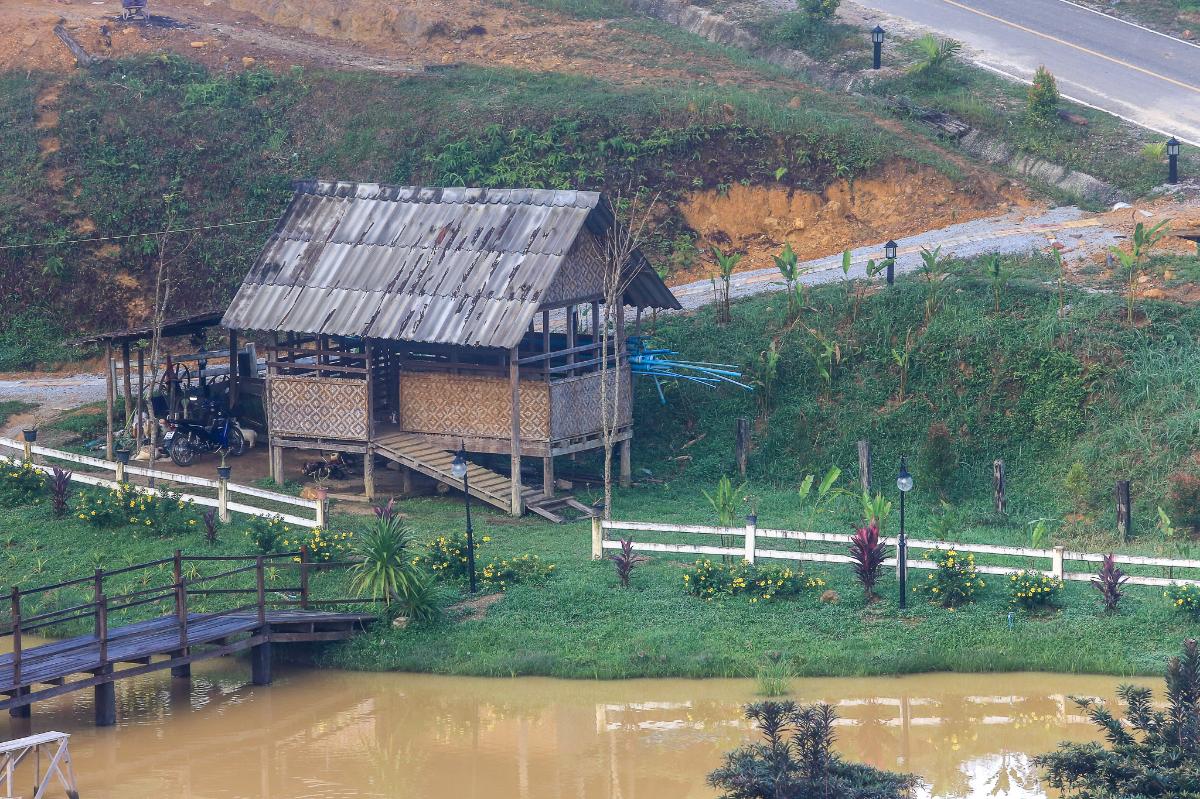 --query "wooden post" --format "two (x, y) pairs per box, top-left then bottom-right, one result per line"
(299, 546), (310, 610)
(172, 566), (191, 680)
(315, 490), (327, 528)
(857, 440), (871, 493)
(566, 305), (577, 377)
(591, 515), (603, 560)
(619, 439), (632, 489)
(218, 472), (230, 524)
(744, 514), (758, 564)
(105, 340), (115, 460)
(735, 418), (750, 478)
(95, 595), (114, 727)
(114, 458), (126, 484)
(616, 302), (630, 490)
(363, 448), (375, 501)
(256, 556), (266, 626)
(1051, 546), (1065, 580)
(93, 569), (103, 638)
(136, 346), (145, 446)
(542, 455), (554, 500)
(509, 347), (523, 517)
(228, 330), (240, 409)
(9, 588), (26, 719)
(270, 440), (284, 486)
(1116, 480), (1132, 541)
(251, 639), (272, 686)
(121, 341), (133, 432)
(994, 459), (1007, 515)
